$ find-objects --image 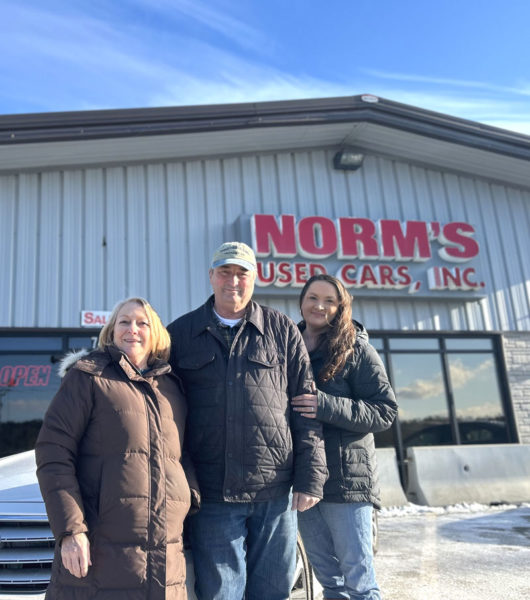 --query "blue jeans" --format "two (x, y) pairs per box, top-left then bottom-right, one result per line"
(297, 502), (381, 600)
(188, 494), (297, 600)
